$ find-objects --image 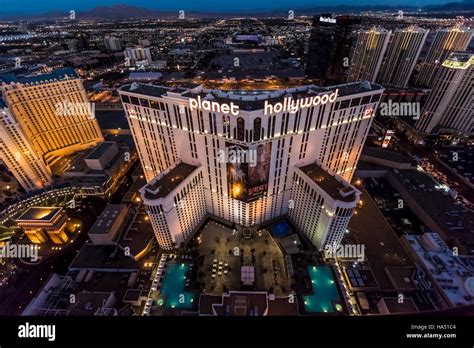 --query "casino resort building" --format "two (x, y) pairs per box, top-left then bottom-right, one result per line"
(119, 82), (384, 250)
